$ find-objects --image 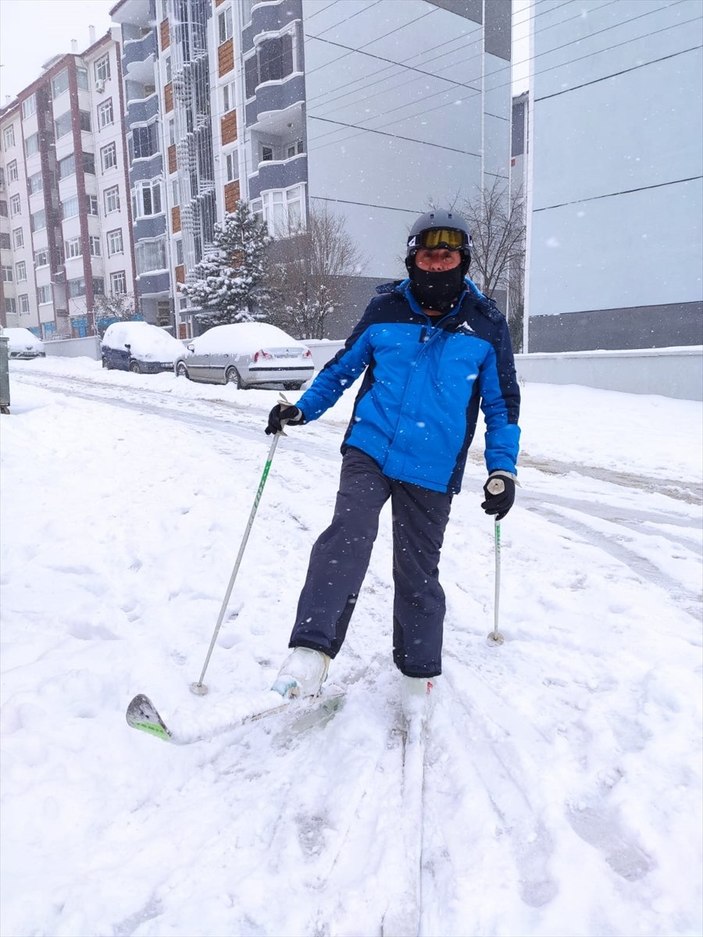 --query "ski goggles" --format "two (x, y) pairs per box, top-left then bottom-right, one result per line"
(418, 228), (465, 250)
